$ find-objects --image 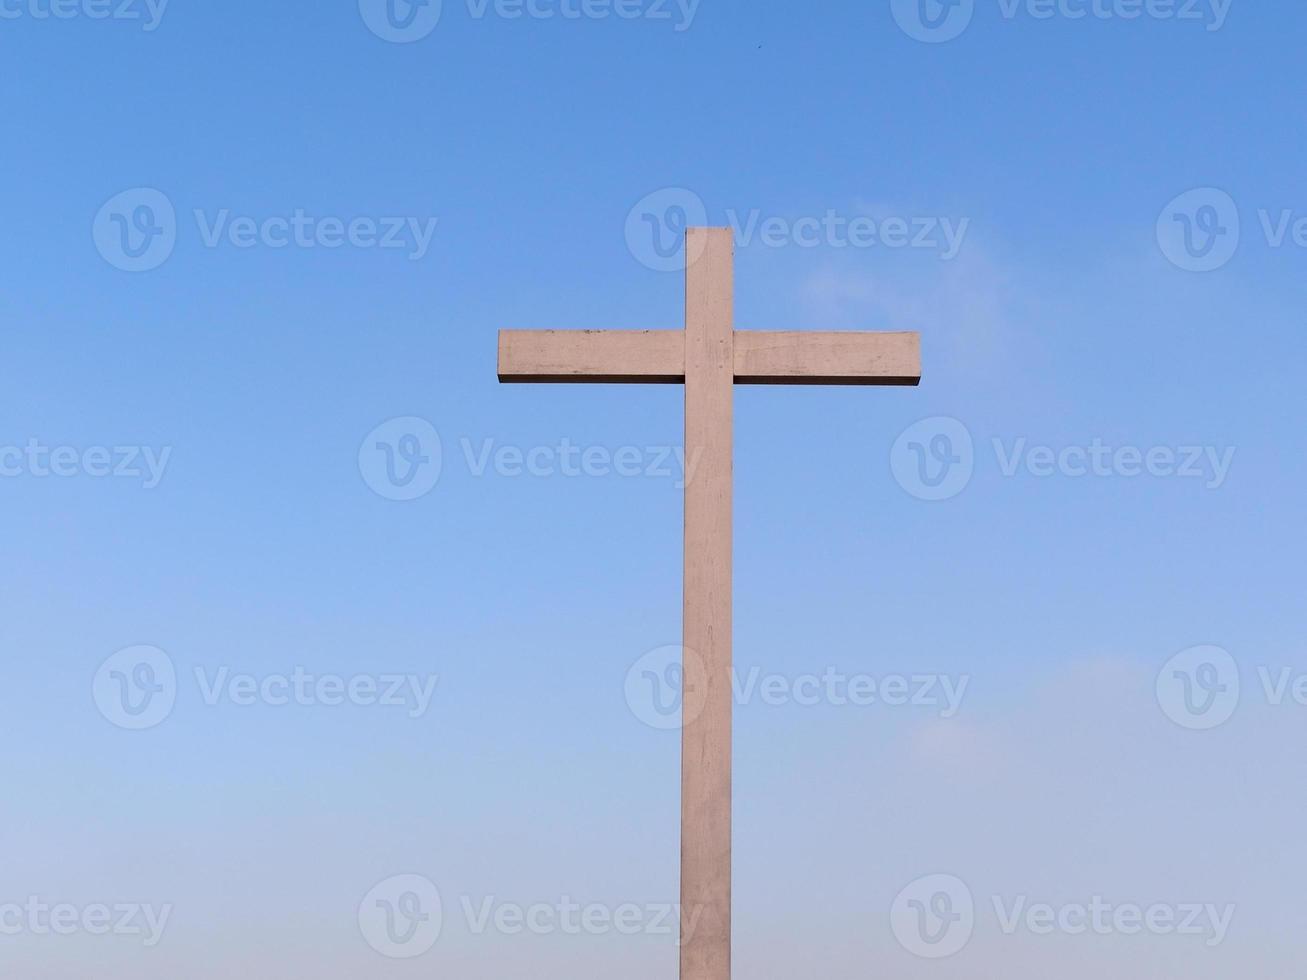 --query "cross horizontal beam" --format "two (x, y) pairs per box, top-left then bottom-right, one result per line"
(498, 329), (921, 386)
(498, 329), (684, 384)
